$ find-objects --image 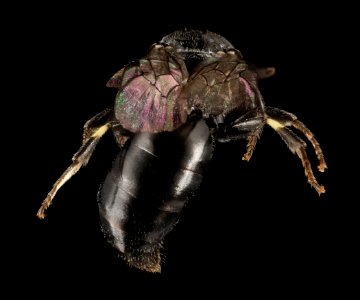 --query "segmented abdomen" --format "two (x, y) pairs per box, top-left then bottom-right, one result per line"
(98, 120), (213, 272)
